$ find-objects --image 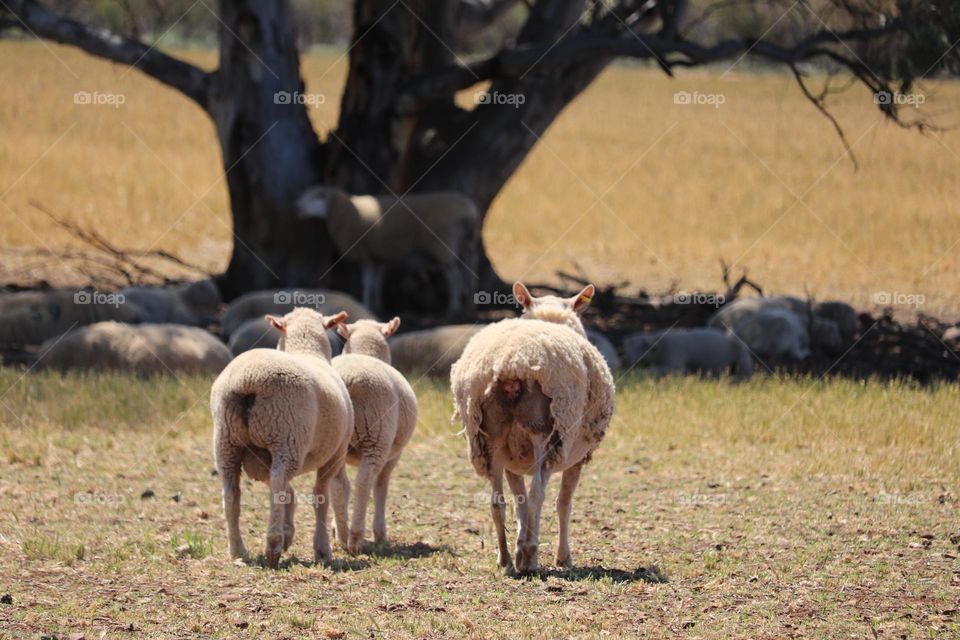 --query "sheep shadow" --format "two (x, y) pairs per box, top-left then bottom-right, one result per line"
(250, 554), (371, 572)
(360, 540), (454, 560)
(512, 564), (668, 584)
